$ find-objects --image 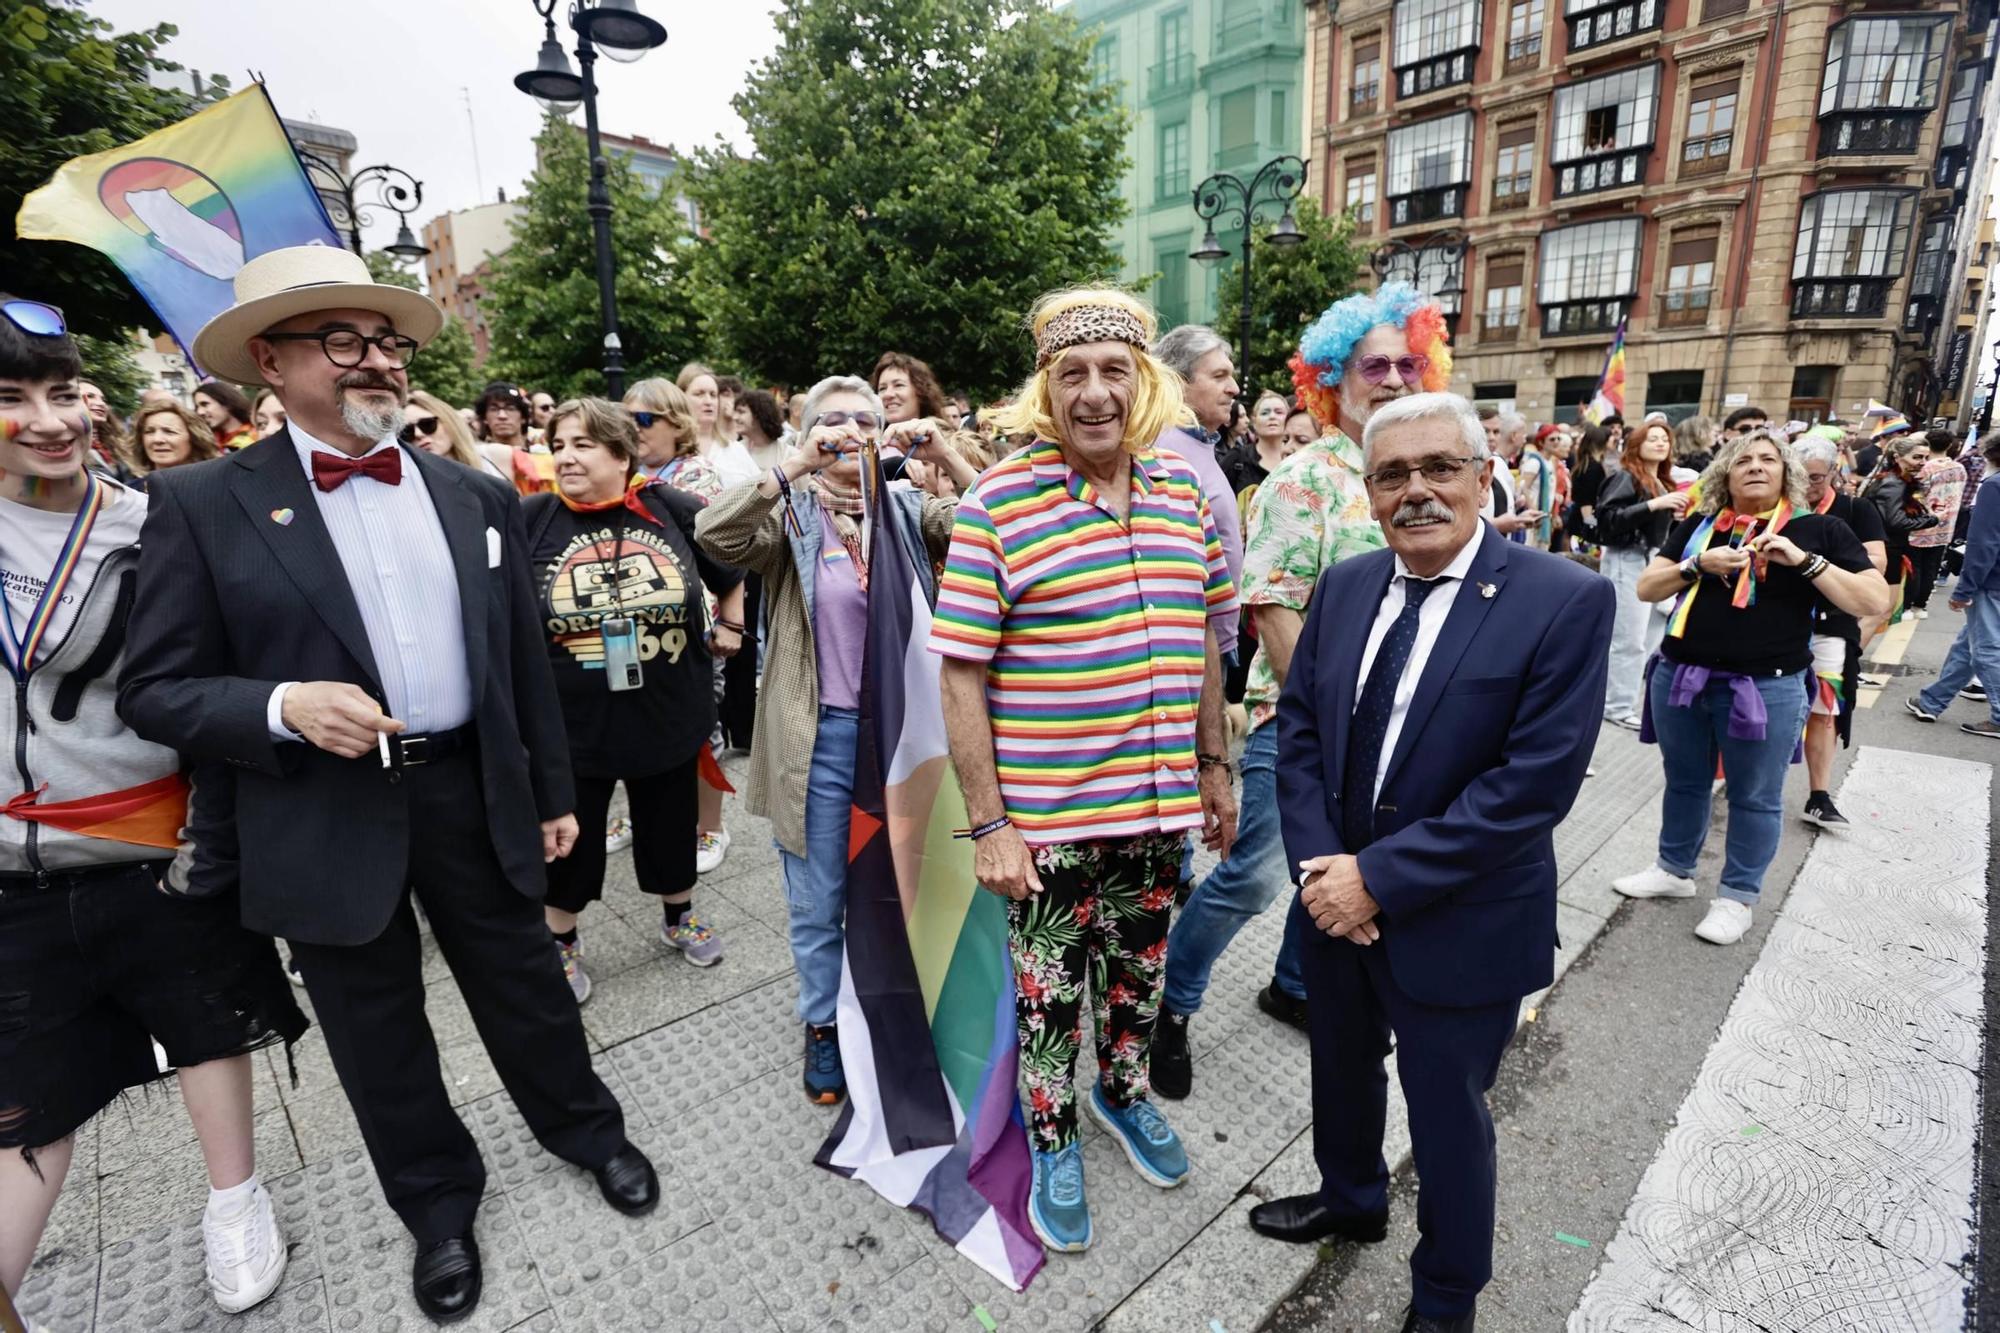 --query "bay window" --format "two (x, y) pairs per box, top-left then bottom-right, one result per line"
(1818, 16), (1950, 156)
(1565, 0), (1662, 55)
(1386, 111), (1472, 226)
(1394, 0), (1483, 99)
(1790, 188), (1916, 319)
(1537, 217), (1641, 336)
(1551, 63), (1660, 198)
